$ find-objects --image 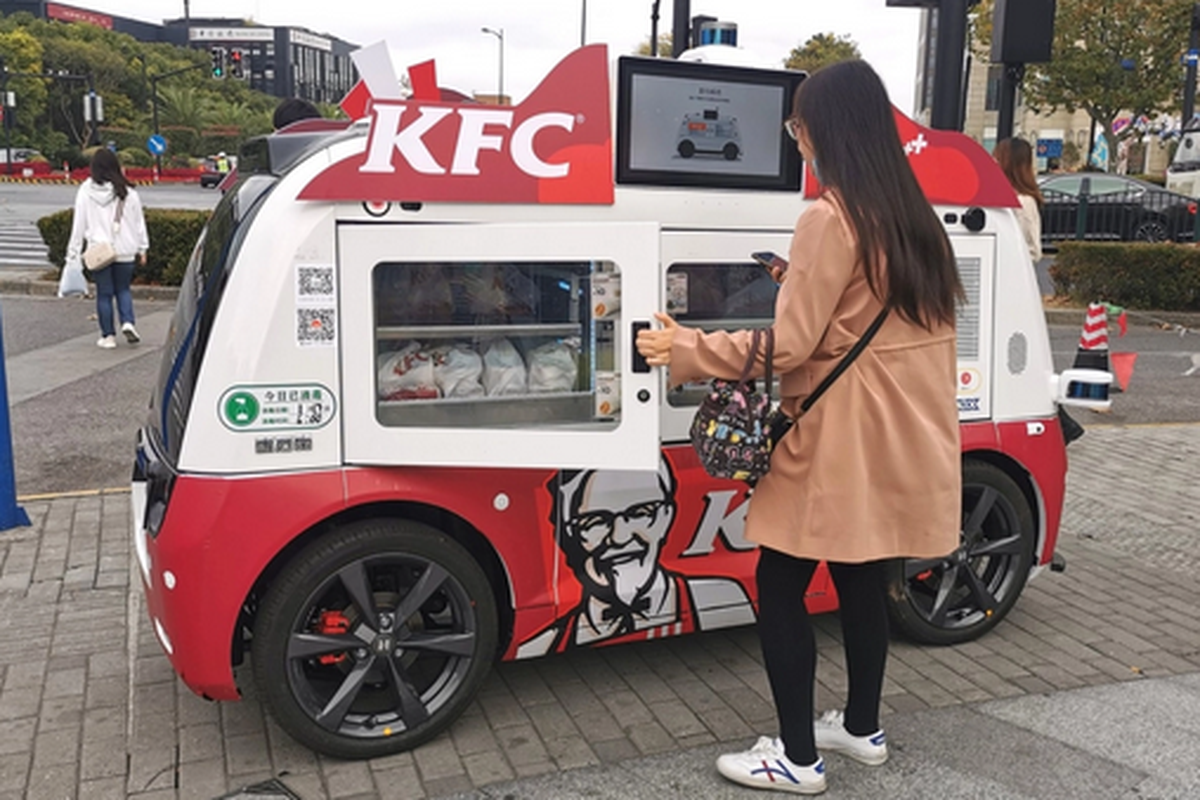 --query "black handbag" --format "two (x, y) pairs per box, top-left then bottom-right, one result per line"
(690, 308), (889, 485)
